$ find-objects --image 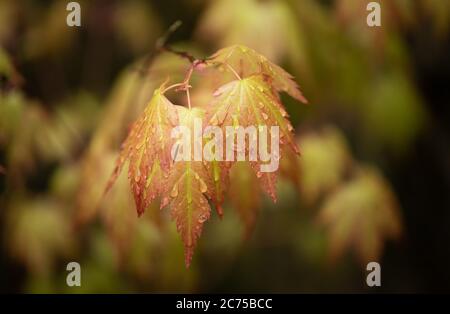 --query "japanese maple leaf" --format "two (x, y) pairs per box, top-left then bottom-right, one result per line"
(202, 123), (231, 217)
(205, 74), (299, 200)
(160, 107), (215, 267)
(105, 83), (178, 215)
(206, 44), (308, 104)
(204, 158), (230, 218)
